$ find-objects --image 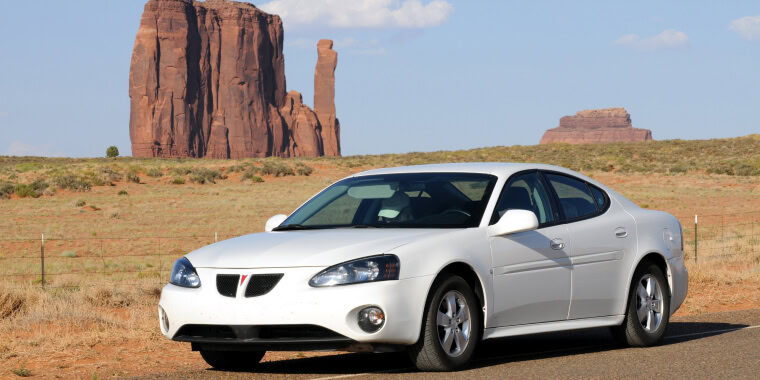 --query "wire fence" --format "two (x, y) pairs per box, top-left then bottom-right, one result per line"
(0, 233), (244, 290)
(676, 211), (760, 264)
(1, 210), (758, 290)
